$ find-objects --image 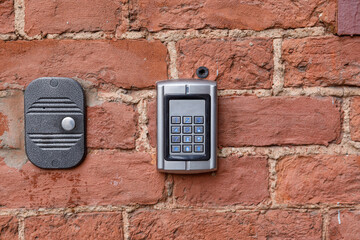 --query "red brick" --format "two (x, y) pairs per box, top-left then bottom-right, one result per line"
(87, 102), (137, 149)
(129, 209), (322, 239)
(0, 0), (14, 33)
(276, 155), (360, 204)
(219, 96), (341, 147)
(328, 210), (360, 240)
(0, 40), (168, 90)
(130, 0), (335, 31)
(283, 37), (360, 87)
(0, 216), (18, 240)
(177, 39), (273, 89)
(0, 91), (24, 149)
(350, 97), (360, 141)
(25, 213), (123, 240)
(338, 0), (360, 35)
(173, 155), (269, 206)
(25, 0), (124, 36)
(147, 99), (156, 148)
(0, 150), (165, 208)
